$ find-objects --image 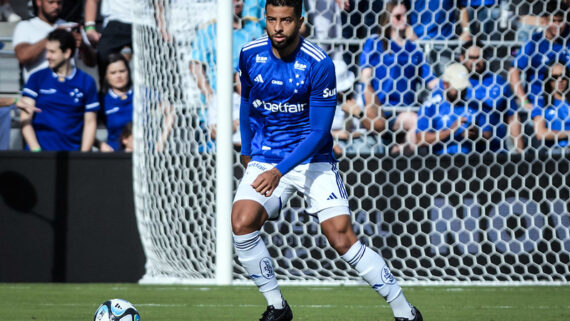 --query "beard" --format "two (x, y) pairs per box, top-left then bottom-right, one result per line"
(42, 8), (59, 24)
(268, 30), (298, 50)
